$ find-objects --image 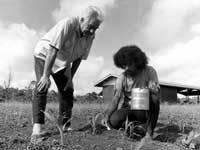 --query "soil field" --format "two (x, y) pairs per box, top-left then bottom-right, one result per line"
(1, 102), (200, 150)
